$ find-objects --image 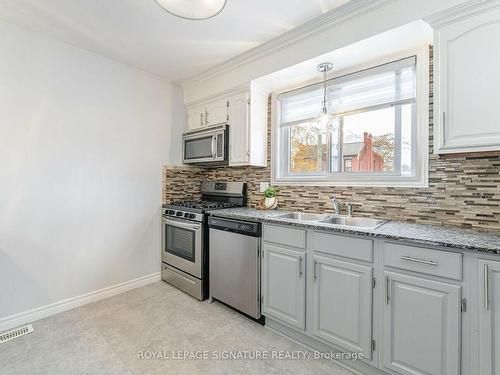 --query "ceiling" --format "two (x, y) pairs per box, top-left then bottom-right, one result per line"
(0, 0), (351, 82)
